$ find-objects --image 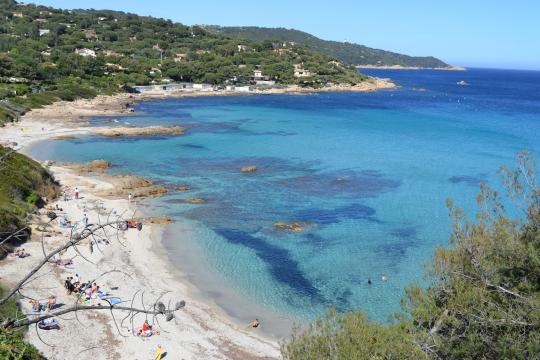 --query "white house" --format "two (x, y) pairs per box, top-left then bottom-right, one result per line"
(253, 69), (264, 79)
(39, 29), (50, 36)
(255, 80), (276, 86)
(193, 83), (215, 91)
(75, 48), (96, 57)
(293, 64), (312, 77)
(237, 44), (248, 52)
